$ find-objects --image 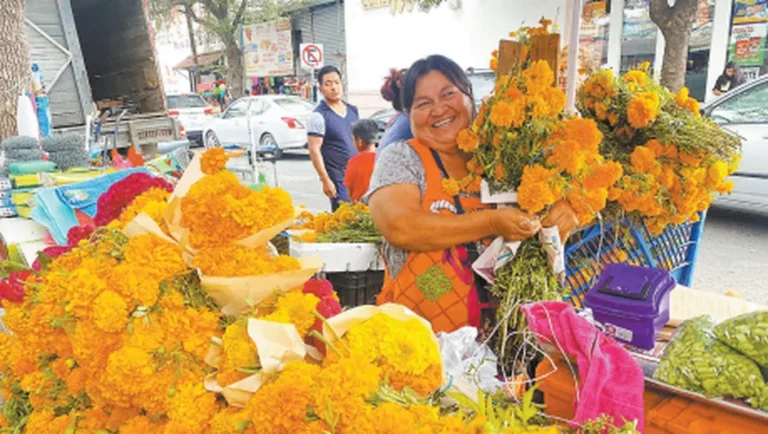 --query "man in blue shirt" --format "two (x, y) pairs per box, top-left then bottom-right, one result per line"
(307, 66), (360, 211)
